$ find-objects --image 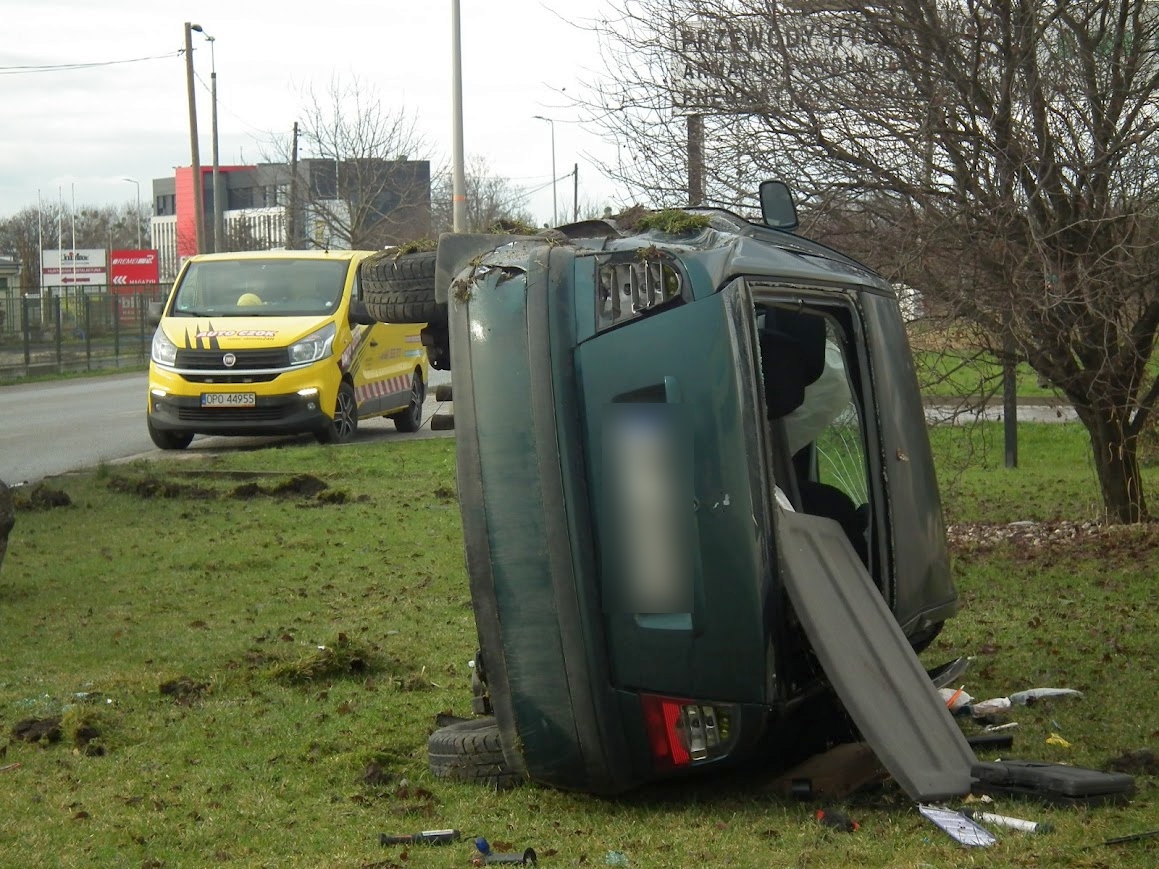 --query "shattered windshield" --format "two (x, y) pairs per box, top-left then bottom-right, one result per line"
(170, 259), (349, 317)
